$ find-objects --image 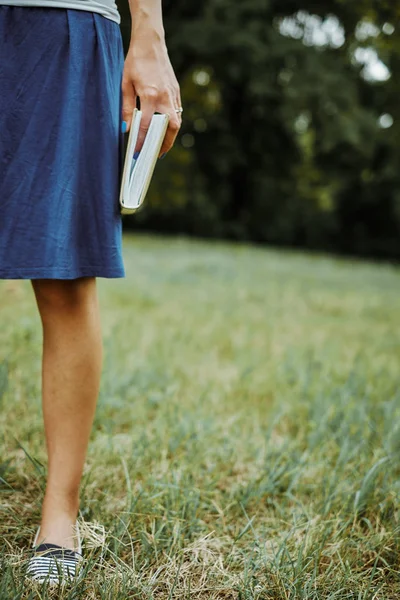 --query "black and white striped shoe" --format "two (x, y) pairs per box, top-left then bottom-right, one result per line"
(26, 521), (83, 585)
